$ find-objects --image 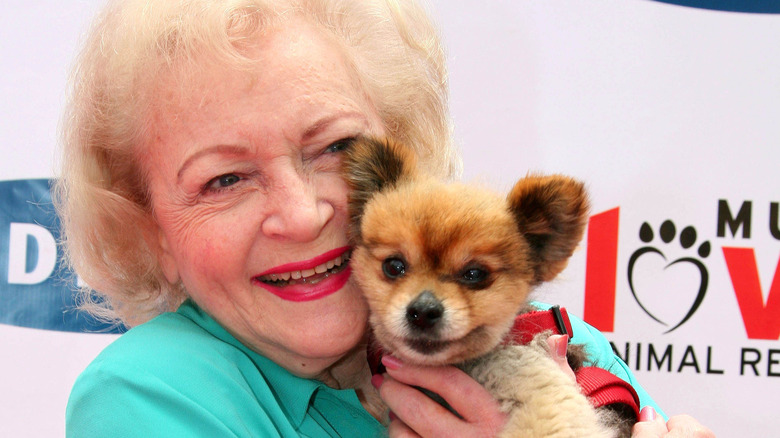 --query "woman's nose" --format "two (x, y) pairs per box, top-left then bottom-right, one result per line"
(260, 171), (335, 241)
